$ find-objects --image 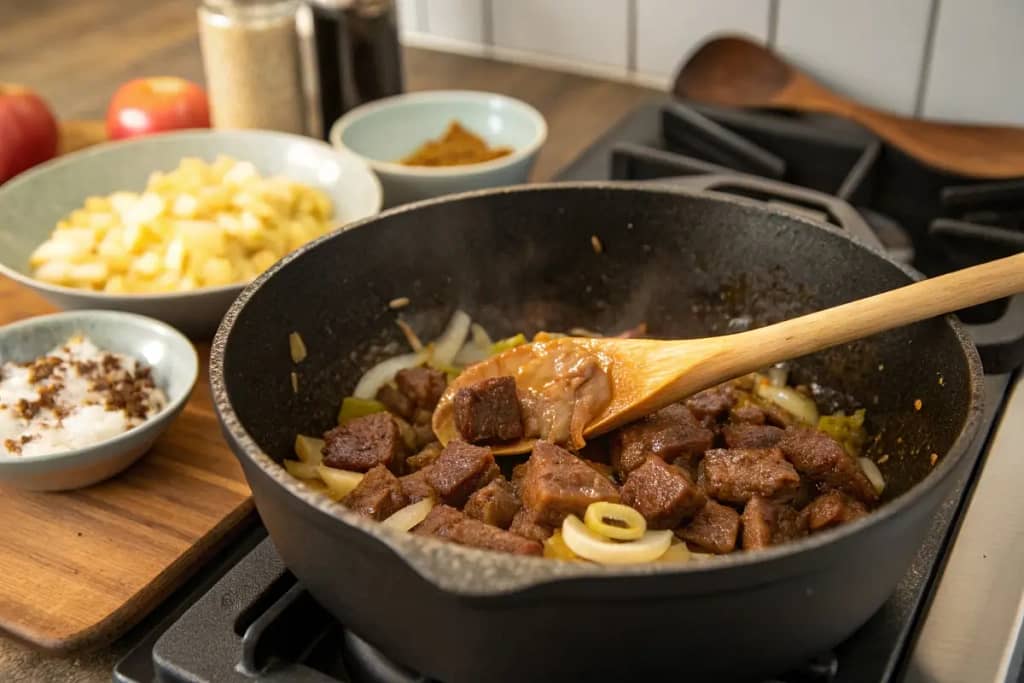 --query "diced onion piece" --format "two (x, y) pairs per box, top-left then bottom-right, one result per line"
(382, 497), (435, 532)
(289, 331), (307, 363)
(543, 530), (580, 560)
(317, 465), (364, 500)
(561, 515), (673, 565)
(352, 350), (428, 400)
(453, 323), (494, 366)
(859, 457), (886, 495)
(583, 501), (647, 541)
(395, 318), (423, 352)
(338, 396), (387, 424)
(293, 434), (325, 465)
(489, 333), (527, 355)
(284, 459), (319, 480)
(430, 309), (471, 368)
(657, 540), (692, 564)
(755, 379), (819, 425)
(767, 365), (788, 387)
